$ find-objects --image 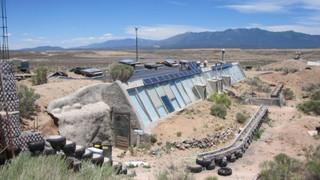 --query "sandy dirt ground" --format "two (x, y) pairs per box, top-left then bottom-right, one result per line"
(12, 49), (320, 179)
